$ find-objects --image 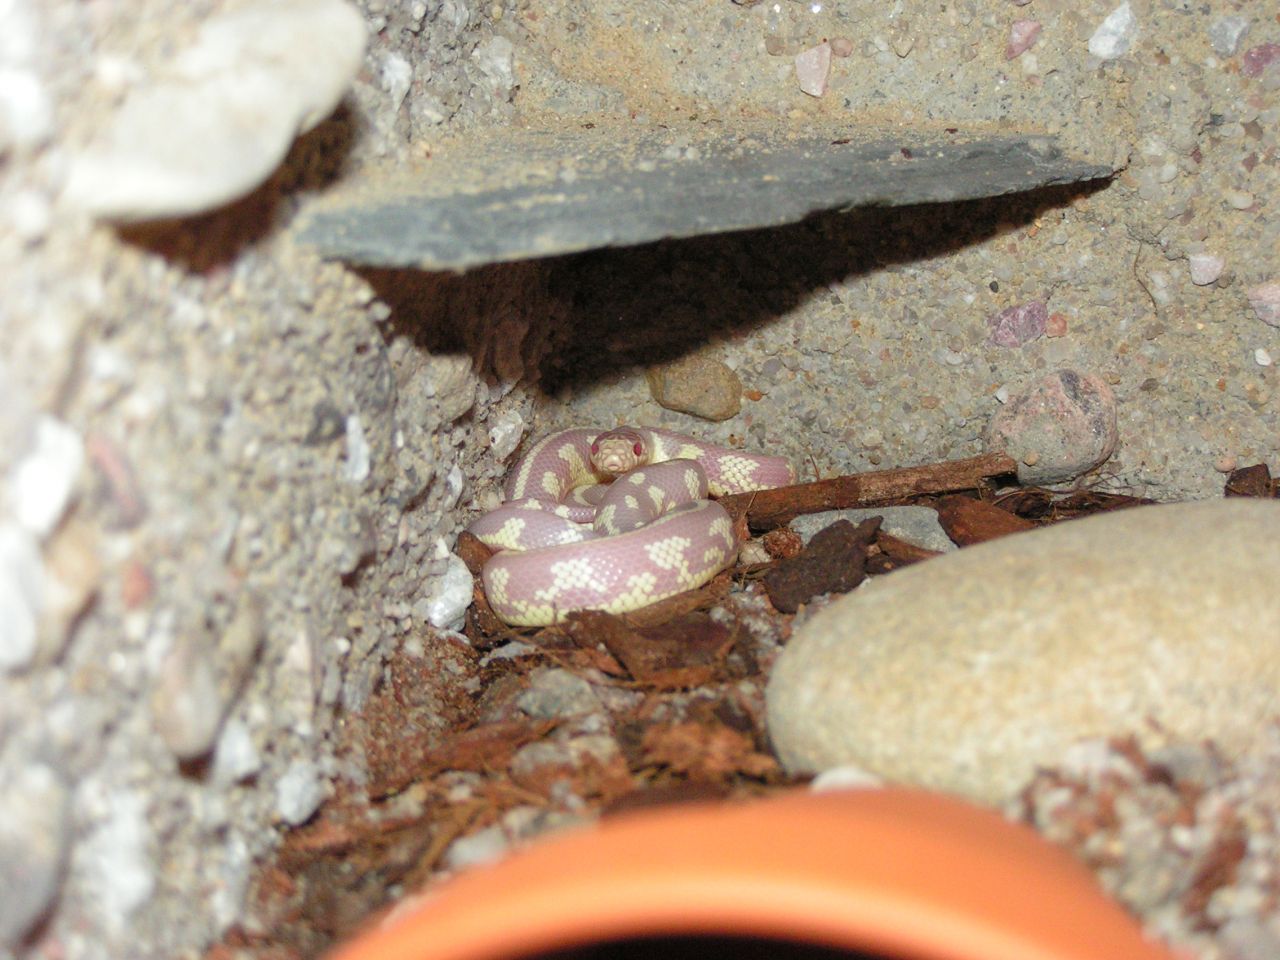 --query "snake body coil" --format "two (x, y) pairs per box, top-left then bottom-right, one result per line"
(467, 426), (795, 626)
